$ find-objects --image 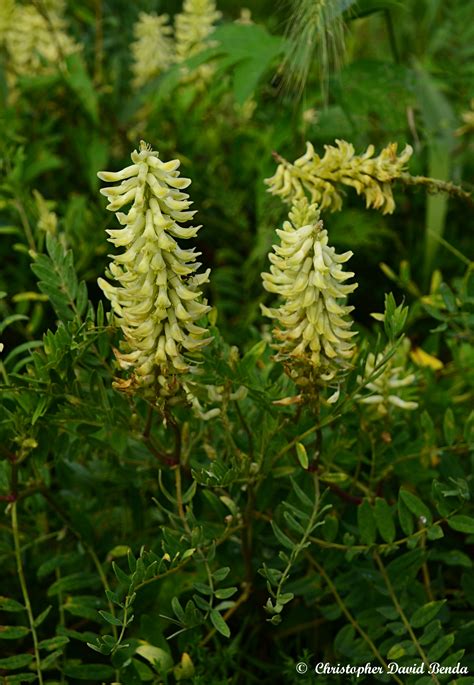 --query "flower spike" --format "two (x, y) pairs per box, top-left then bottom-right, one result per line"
(261, 199), (357, 382)
(98, 141), (212, 393)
